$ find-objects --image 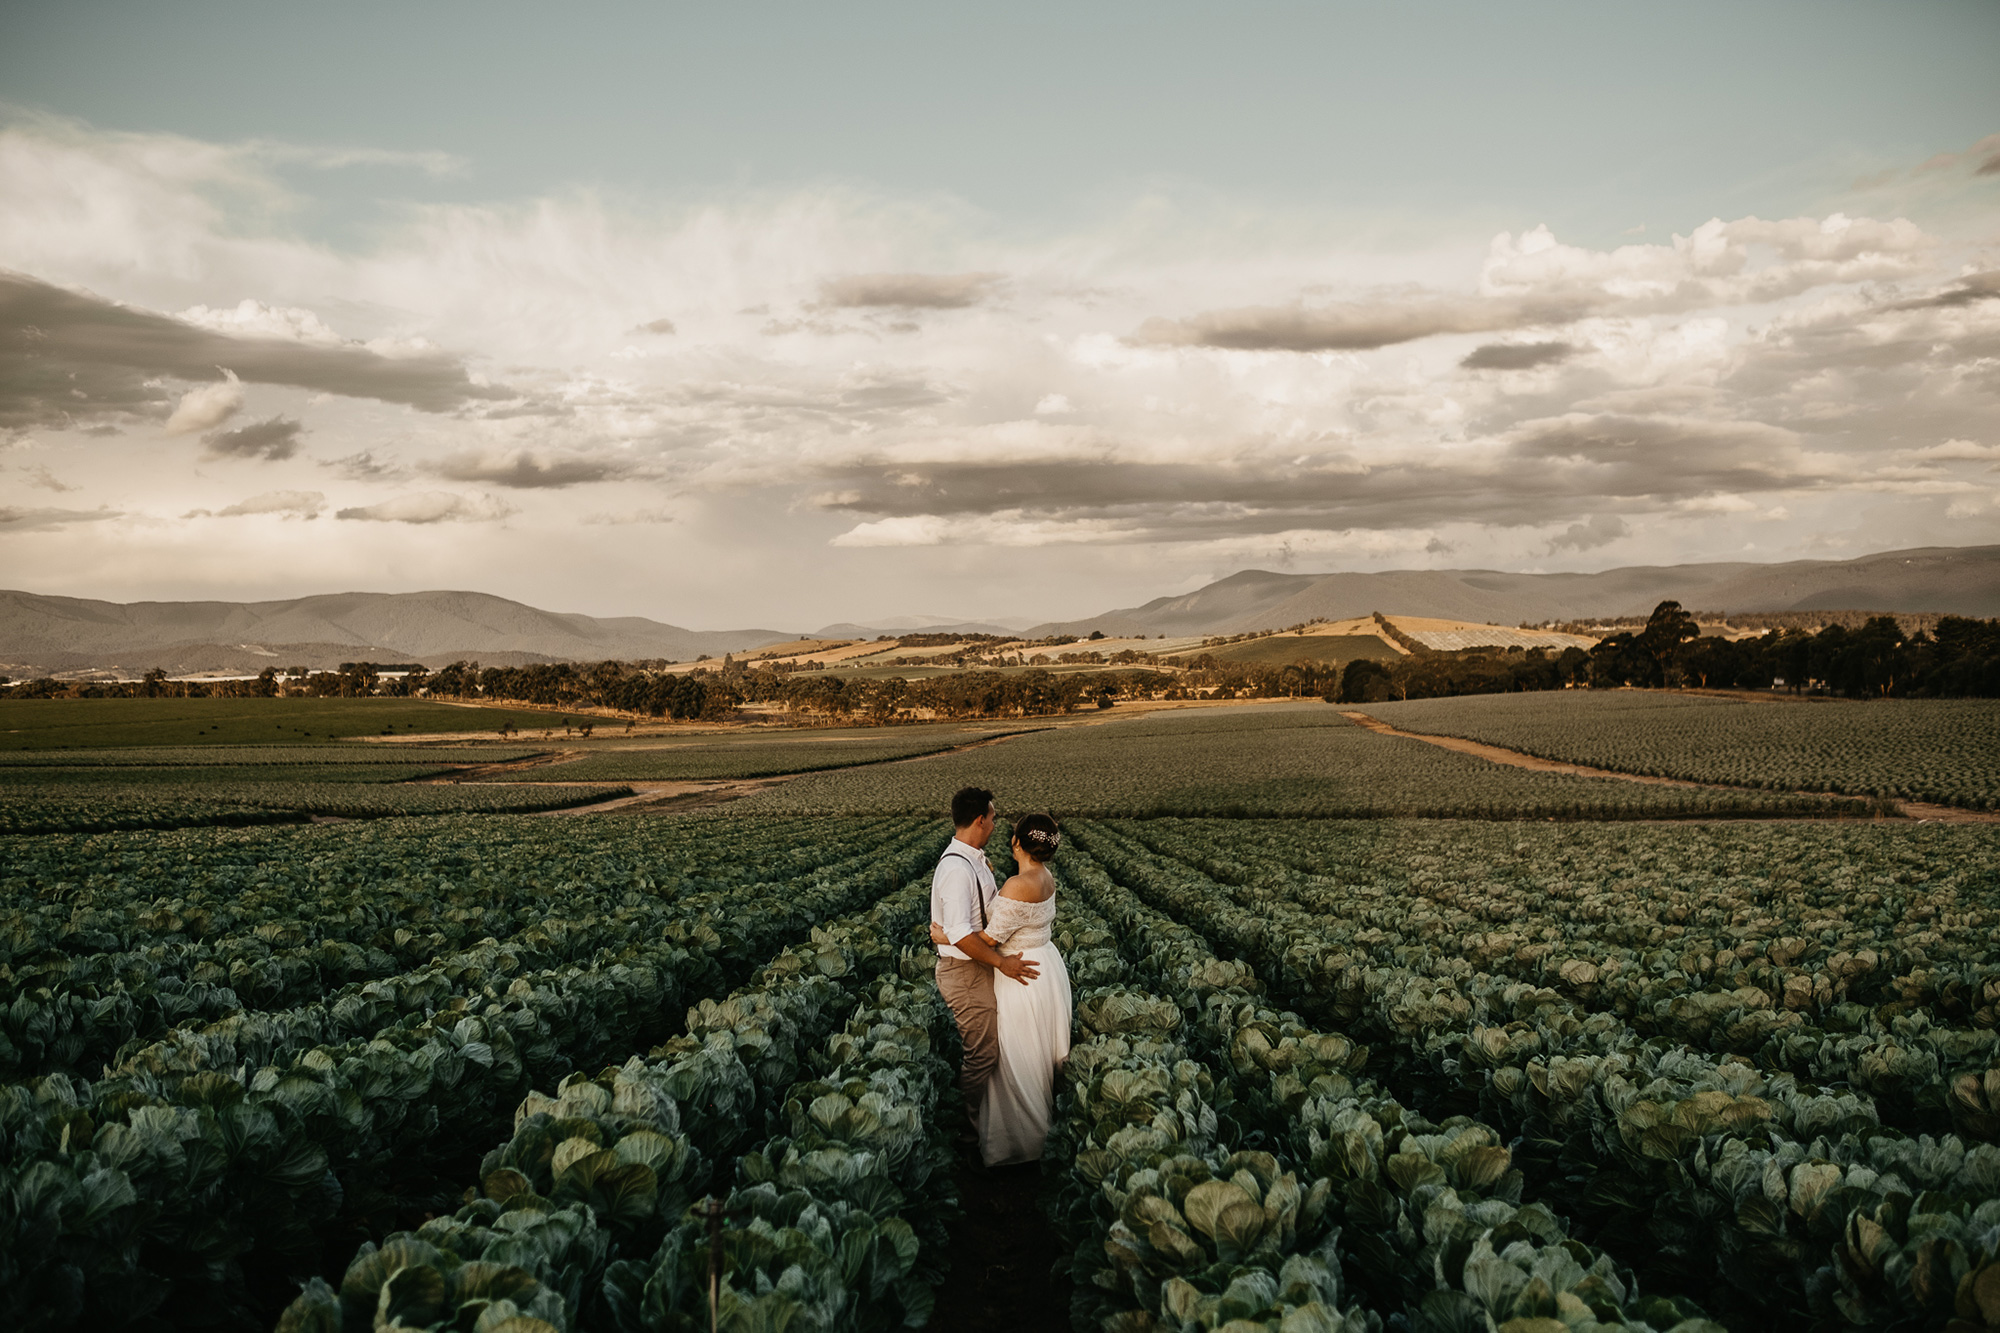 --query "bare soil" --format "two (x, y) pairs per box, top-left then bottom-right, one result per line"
(1340, 711), (2000, 825)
